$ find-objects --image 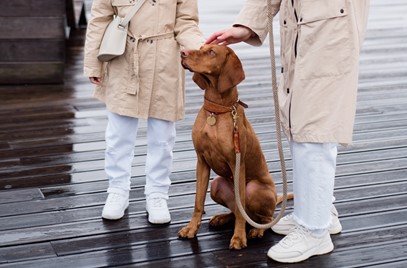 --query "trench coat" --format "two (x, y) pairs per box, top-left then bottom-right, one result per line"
(235, 0), (369, 145)
(84, 0), (204, 122)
